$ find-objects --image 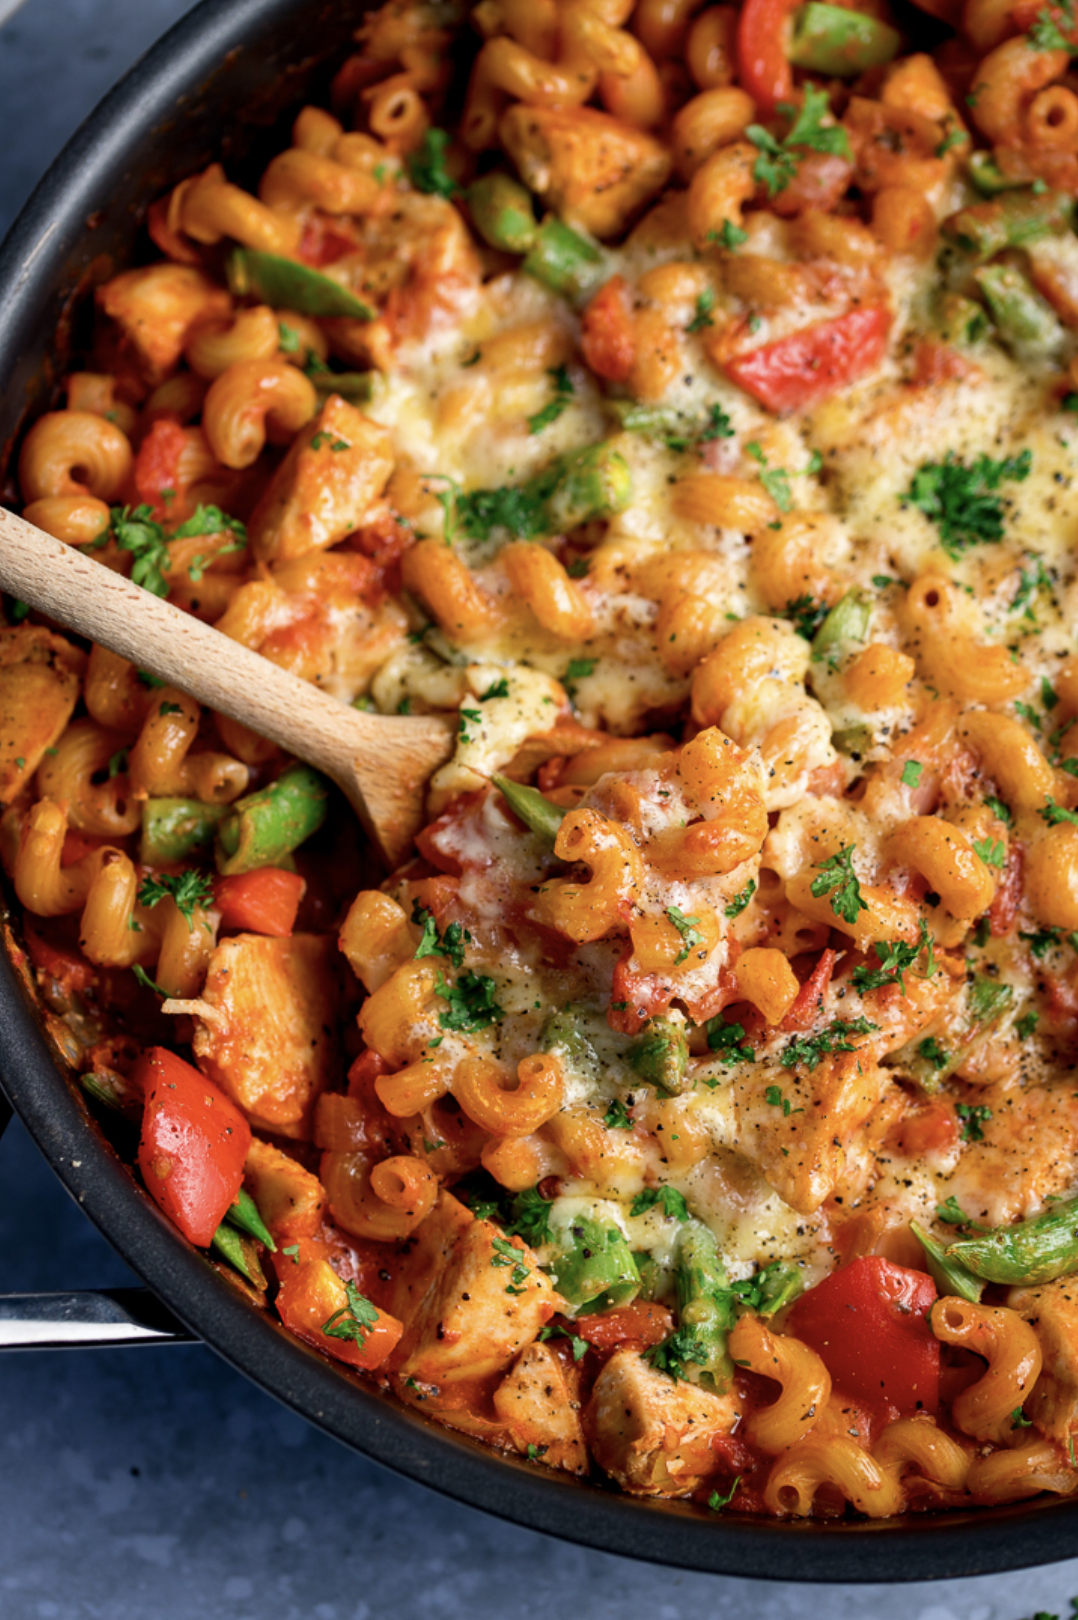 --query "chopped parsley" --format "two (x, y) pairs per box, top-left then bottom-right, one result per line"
(92, 505), (171, 598)
(434, 970), (505, 1032)
(936, 1195), (970, 1225)
(458, 705), (483, 743)
(1015, 699), (1043, 733)
(918, 1036), (950, 1071)
(8, 599), (29, 623)
(1012, 556), (1054, 620)
(107, 748), (128, 779)
(686, 289), (716, 334)
(968, 976), (1013, 1022)
(667, 904), (704, 964)
(277, 321), (300, 353)
(538, 1323), (590, 1360)
(1041, 798), (1078, 827)
(715, 220), (748, 250)
(491, 1235), (531, 1295)
(1010, 1406), (1034, 1429)
(321, 1281), (380, 1344)
(435, 476), (549, 545)
(852, 920), (934, 993)
(786, 594), (829, 640)
(901, 760), (923, 788)
(700, 403), (735, 442)
(708, 1476), (742, 1512)
(604, 1098), (634, 1130)
(724, 879), (756, 919)
(1016, 1010), (1040, 1039)
(1029, 0), (1075, 50)
(764, 1084), (801, 1117)
(746, 85), (851, 198)
(809, 843), (867, 926)
(985, 796), (1012, 825)
(132, 964), (168, 997)
(173, 503), (246, 542)
(630, 1186), (690, 1221)
(643, 1325), (709, 1381)
(956, 1102), (992, 1143)
(564, 656), (596, 698)
(480, 678), (510, 700)
(528, 366), (574, 435)
(412, 903), (469, 970)
(137, 869), (213, 930)
(281, 1243), (301, 1263)
(407, 127), (462, 198)
(310, 431), (350, 451)
(705, 1018), (755, 1065)
(504, 1186), (555, 1247)
(973, 837), (1007, 869)
(746, 441), (792, 513)
(782, 1016), (878, 1071)
(902, 450), (1032, 558)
